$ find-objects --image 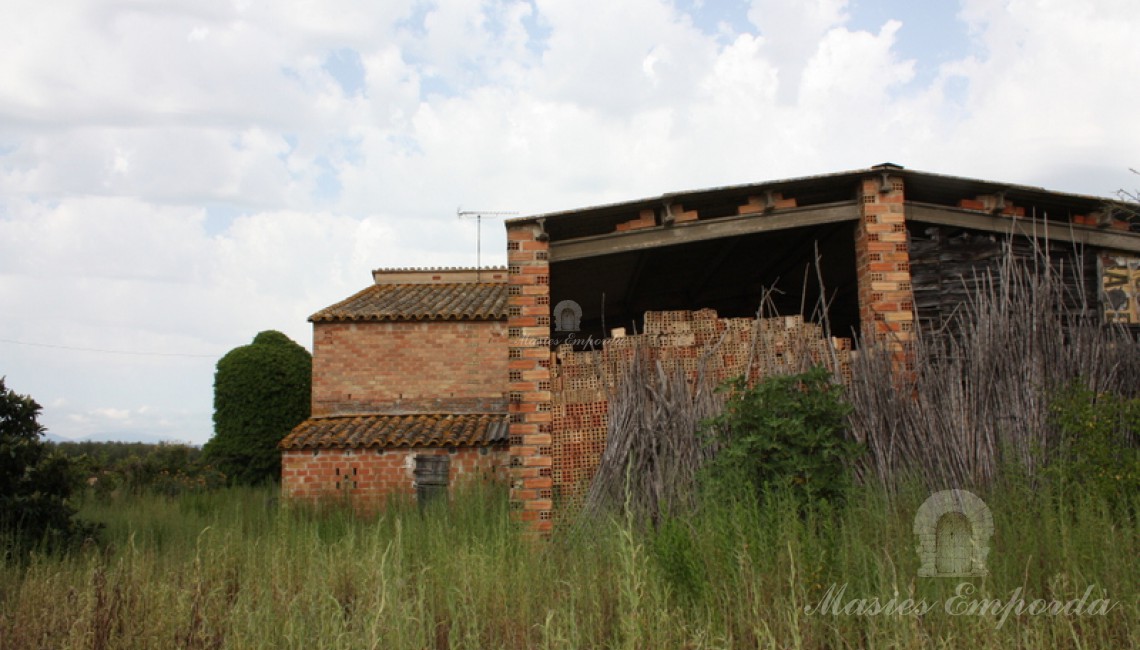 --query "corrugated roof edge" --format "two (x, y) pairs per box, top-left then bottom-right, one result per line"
(504, 164), (1118, 225)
